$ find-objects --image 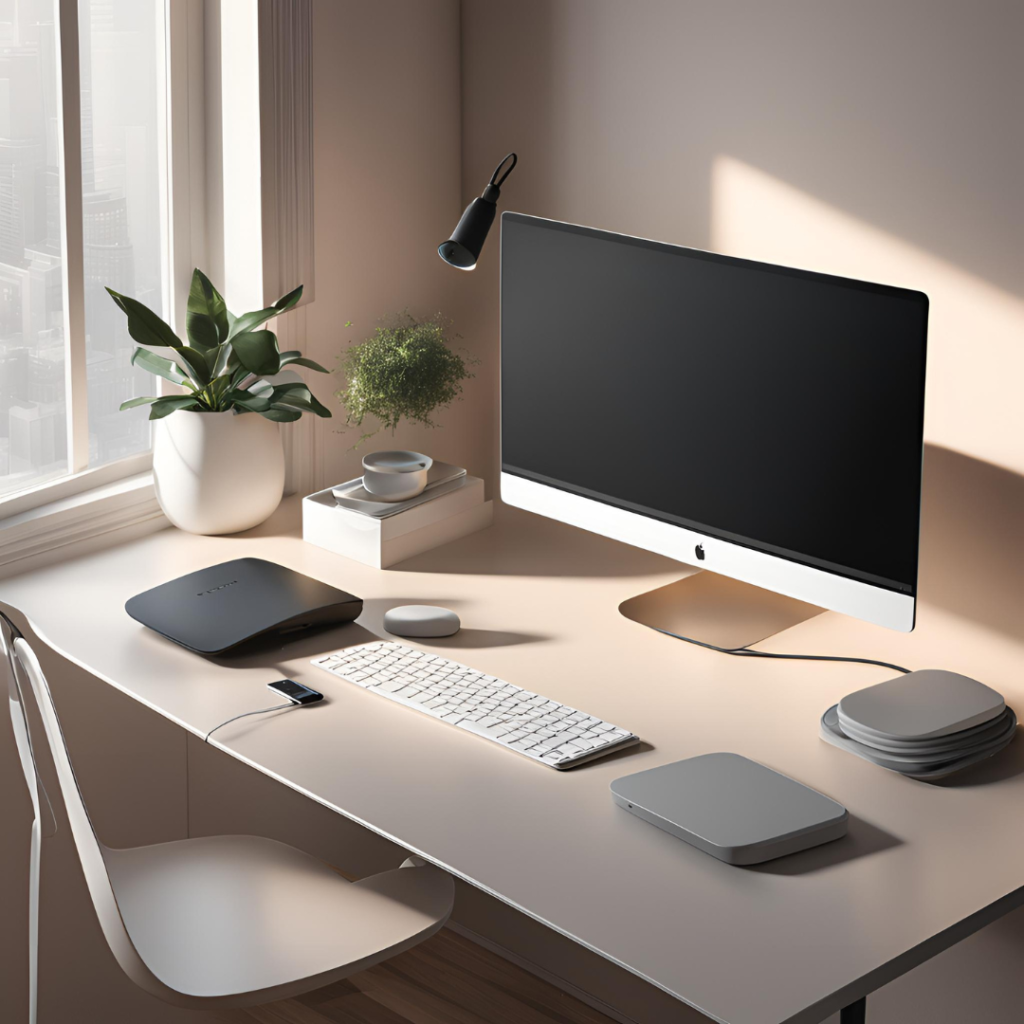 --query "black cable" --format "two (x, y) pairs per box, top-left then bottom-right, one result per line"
(648, 623), (912, 675)
(489, 152), (518, 188)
